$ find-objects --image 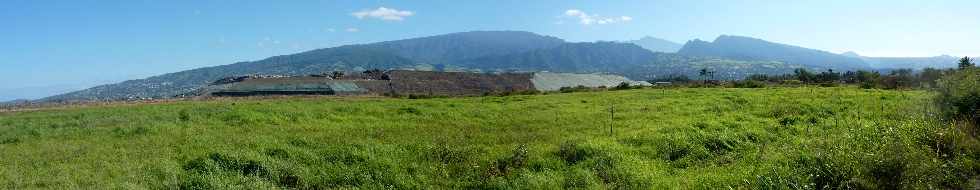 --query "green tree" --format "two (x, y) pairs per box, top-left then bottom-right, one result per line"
(958, 56), (974, 70)
(794, 68), (814, 83)
(934, 68), (979, 127)
(699, 68), (709, 84)
(918, 68), (943, 87)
